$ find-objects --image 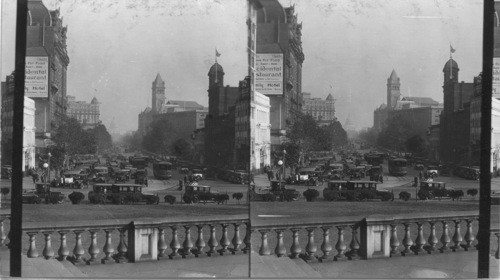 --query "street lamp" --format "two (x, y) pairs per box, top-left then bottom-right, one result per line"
(282, 149), (286, 180)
